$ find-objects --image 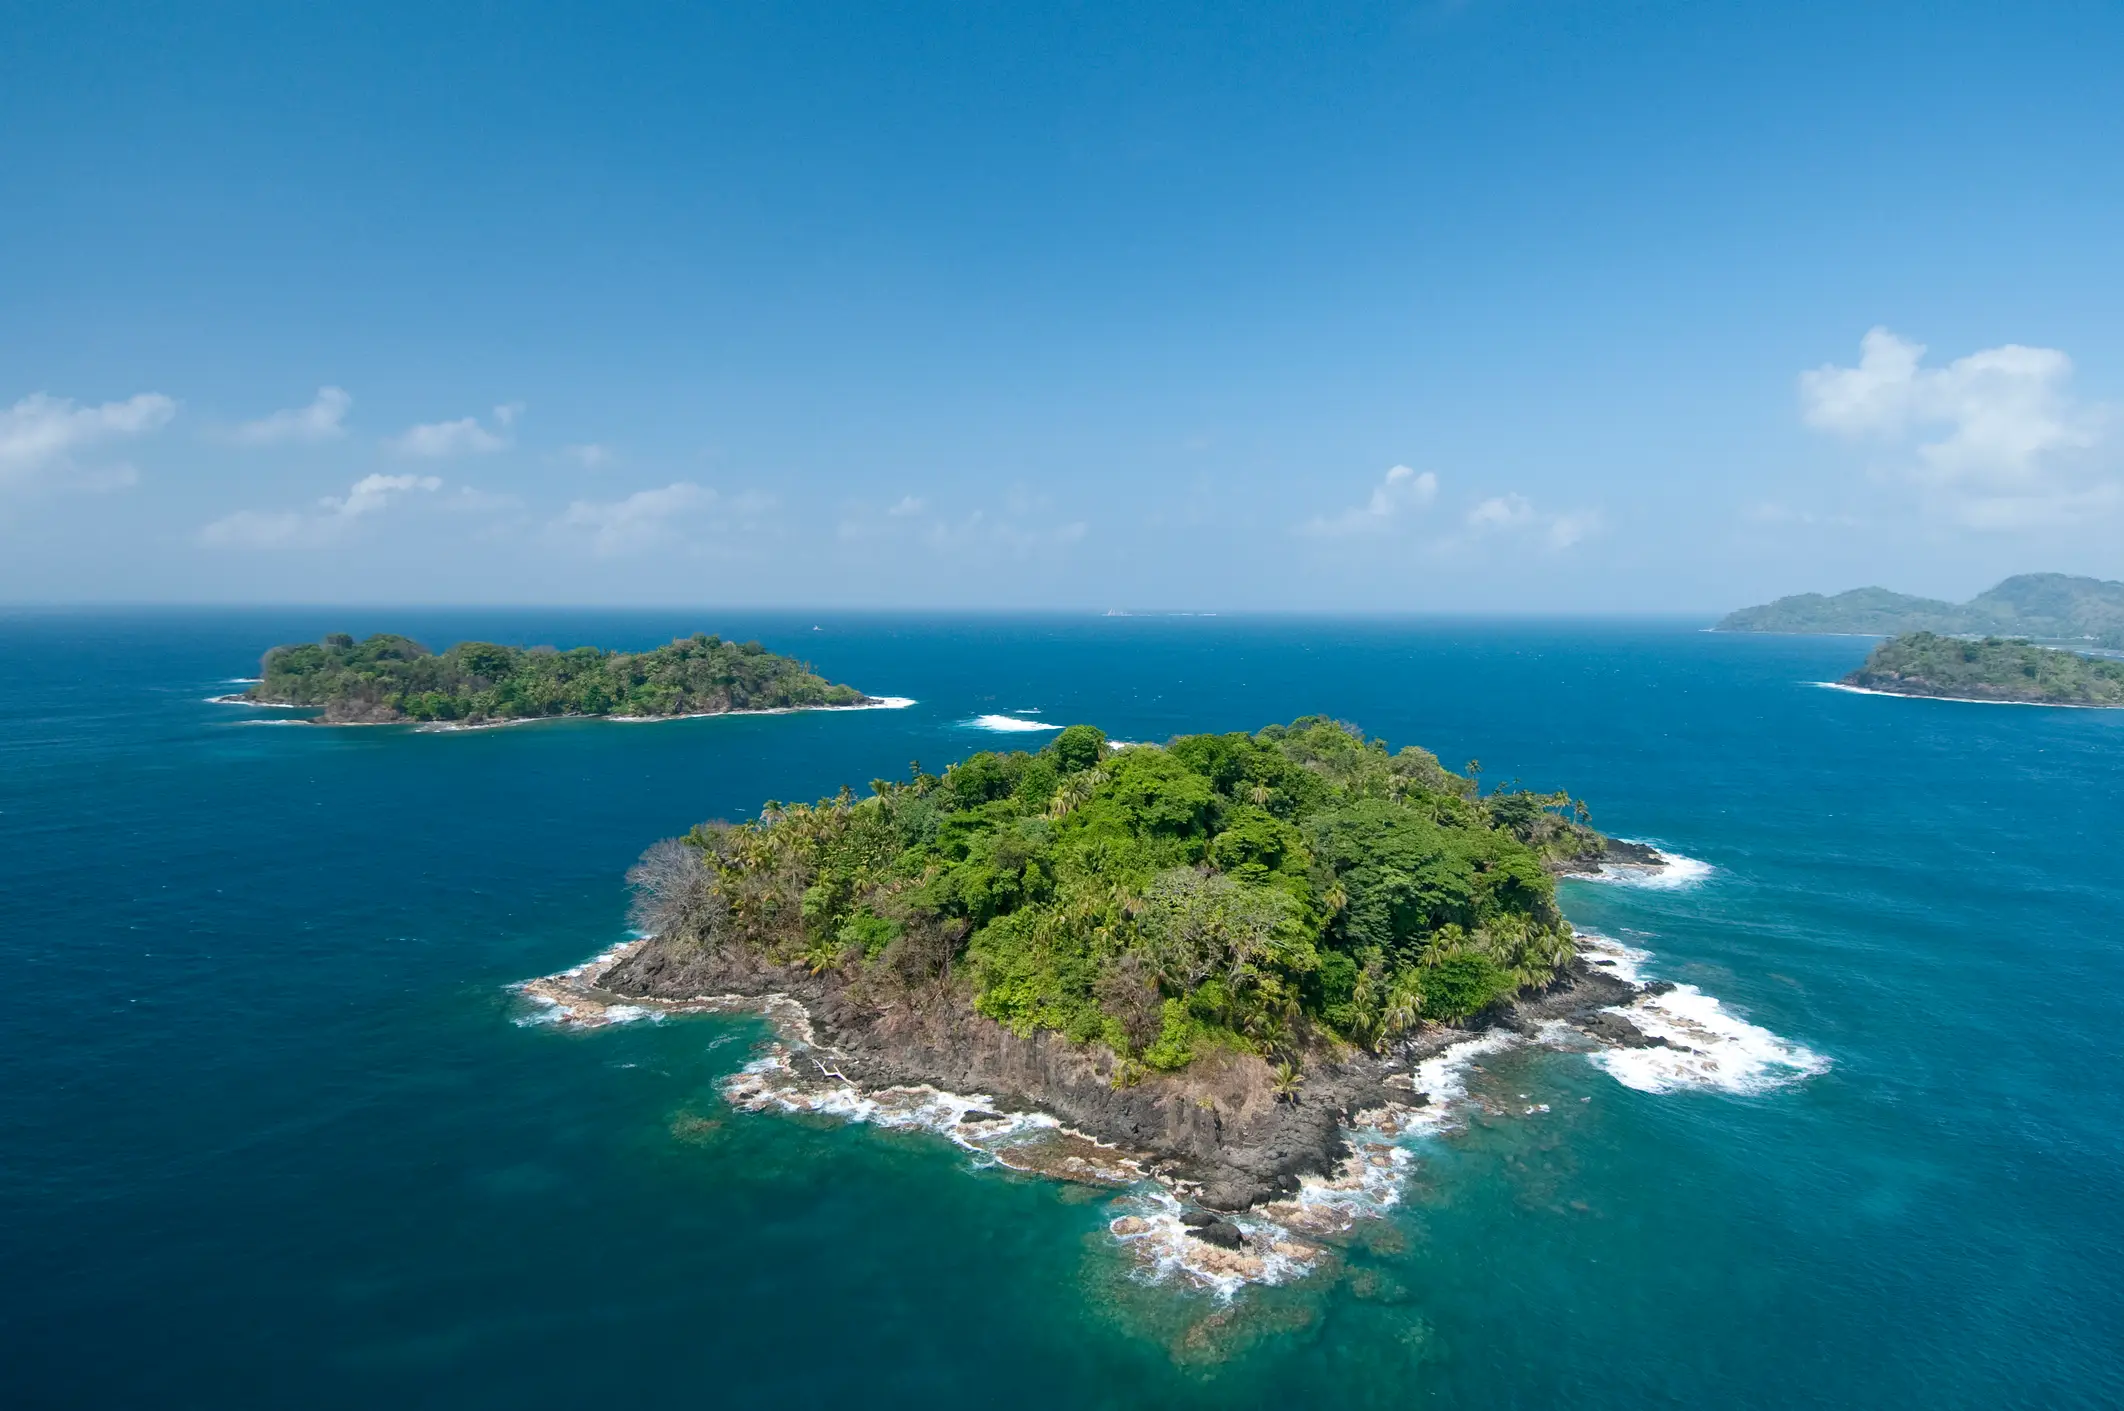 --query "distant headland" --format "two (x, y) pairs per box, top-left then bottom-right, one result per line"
(224, 631), (882, 725)
(1717, 573), (2124, 647)
(1835, 632), (2124, 707)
